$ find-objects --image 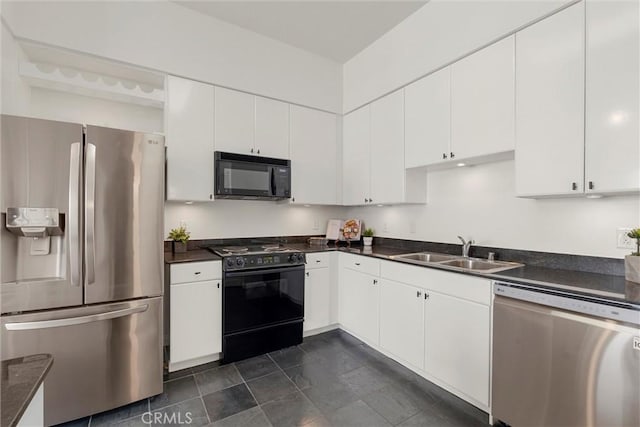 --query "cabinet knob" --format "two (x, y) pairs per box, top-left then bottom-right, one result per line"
(368, 198), (373, 203)
(355, 262), (360, 266)
(424, 293), (429, 300)
(250, 148), (254, 153)
(316, 260), (321, 263)
(373, 279), (378, 285)
(572, 182), (578, 191)
(217, 282), (220, 289)
(194, 272), (201, 275)
(442, 153), (448, 159)
(306, 272), (310, 277)
(209, 194), (213, 200)
(450, 152), (455, 159)
(257, 149), (260, 154)
(292, 197), (295, 202)
(588, 181), (594, 190)
(417, 291), (422, 298)
(364, 198), (368, 203)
